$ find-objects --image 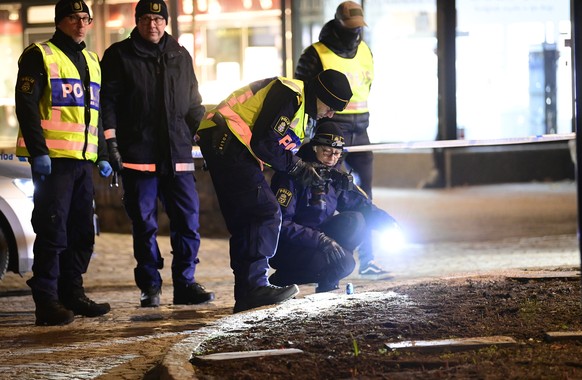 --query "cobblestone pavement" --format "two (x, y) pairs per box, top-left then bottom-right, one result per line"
(0, 182), (580, 379)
